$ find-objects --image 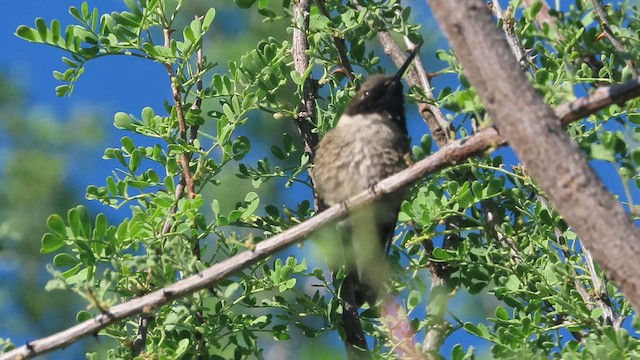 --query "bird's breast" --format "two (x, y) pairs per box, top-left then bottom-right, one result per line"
(314, 113), (409, 205)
